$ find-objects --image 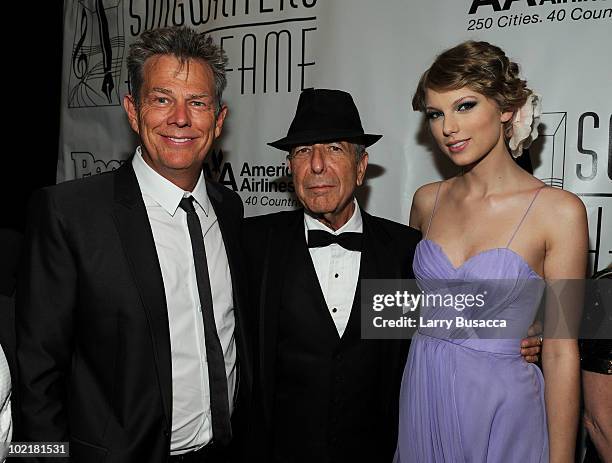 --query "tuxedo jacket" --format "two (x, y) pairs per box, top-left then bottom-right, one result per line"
(242, 208), (420, 462)
(16, 162), (252, 463)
